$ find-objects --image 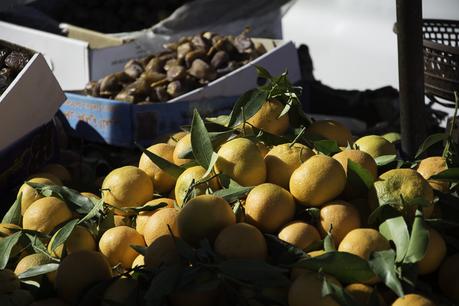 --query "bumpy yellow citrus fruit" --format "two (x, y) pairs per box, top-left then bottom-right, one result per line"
(98, 225), (146, 268)
(177, 195), (235, 245)
(102, 278), (138, 306)
(354, 135), (396, 158)
(308, 250), (326, 257)
(214, 222), (267, 260)
(14, 253), (55, 283)
(144, 235), (180, 269)
(215, 137), (266, 187)
(338, 228), (390, 260)
(288, 271), (340, 306)
(245, 100), (289, 136)
(245, 183), (295, 233)
(418, 228), (446, 275)
(55, 251), (112, 304)
(173, 134), (192, 166)
(18, 177), (56, 215)
(417, 156), (449, 193)
(101, 166), (154, 212)
(333, 149), (378, 198)
(264, 143), (315, 189)
(174, 166), (219, 206)
(28, 172), (63, 186)
(306, 120), (353, 147)
(40, 164), (72, 184)
(392, 294), (435, 306)
(143, 208), (179, 246)
(319, 201), (361, 245)
(371, 168), (434, 219)
(278, 221), (321, 250)
(289, 155), (346, 206)
(438, 253), (459, 303)
(139, 143), (177, 194)
(131, 254), (144, 268)
(256, 141), (270, 157)
(136, 198), (176, 235)
(344, 283), (382, 306)
(48, 225), (96, 258)
(167, 131), (188, 146)
(22, 197), (73, 234)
